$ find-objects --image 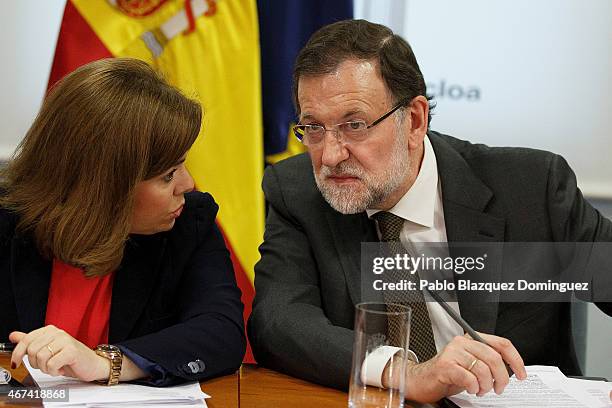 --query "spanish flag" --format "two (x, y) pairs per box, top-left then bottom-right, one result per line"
(49, 0), (262, 362)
